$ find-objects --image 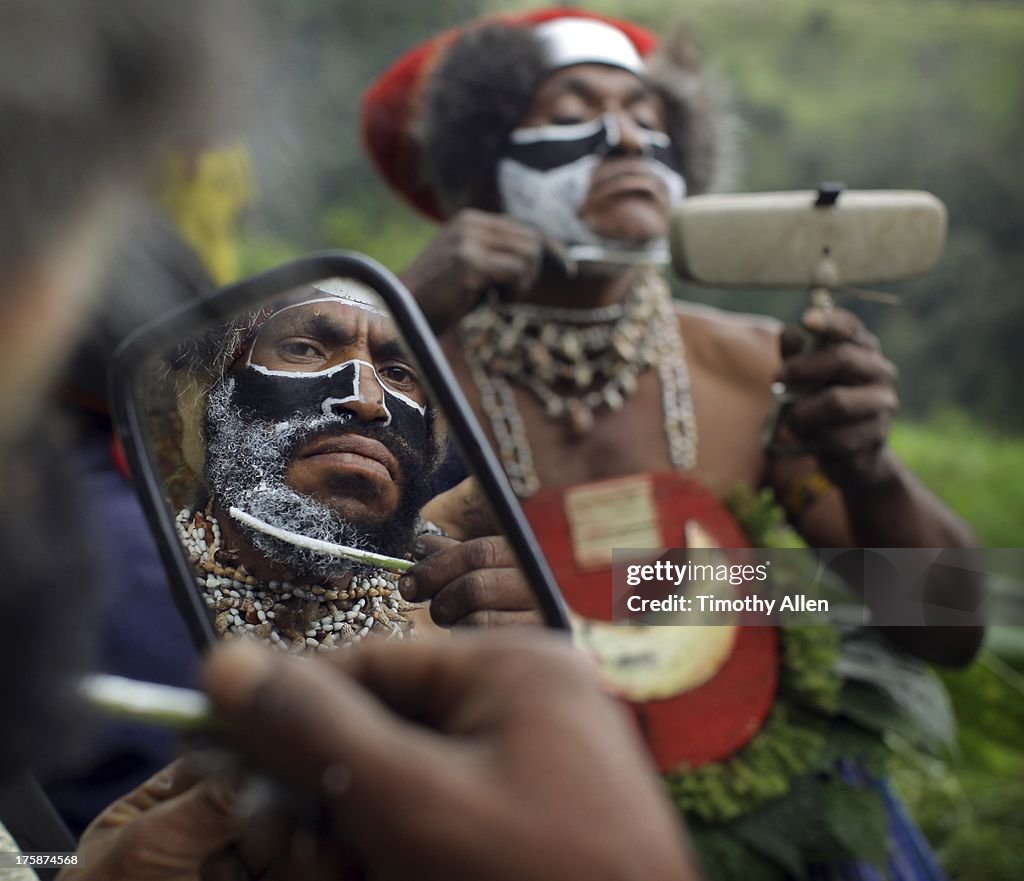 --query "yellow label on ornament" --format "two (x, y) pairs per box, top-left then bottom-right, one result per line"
(565, 474), (663, 569)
